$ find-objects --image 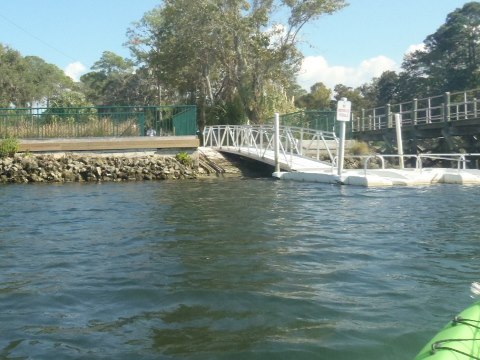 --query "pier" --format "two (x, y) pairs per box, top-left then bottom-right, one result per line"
(203, 118), (480, 187)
